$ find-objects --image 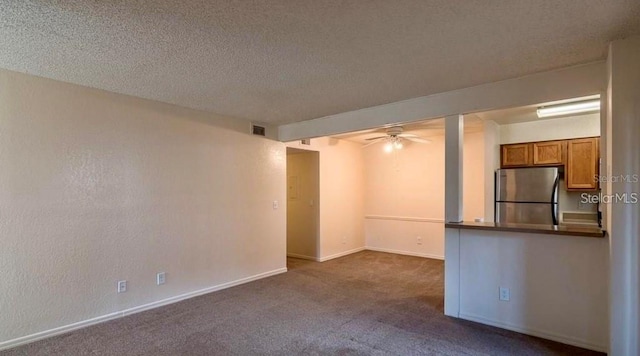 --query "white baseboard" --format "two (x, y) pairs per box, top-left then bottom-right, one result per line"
(365, 246), (444, 260)
(286, 253), (319, 261)
(0, 267), (288, 352)
(318, 247), (366, 262)
(459, 312), (607, 353)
